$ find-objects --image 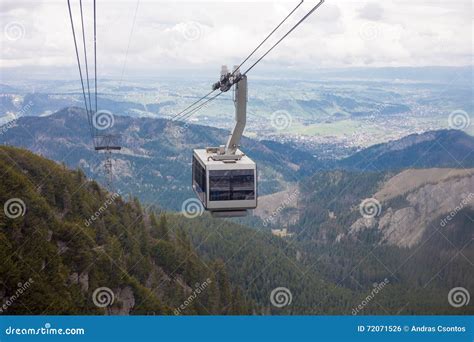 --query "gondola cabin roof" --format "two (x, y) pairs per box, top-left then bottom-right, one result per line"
(193, 149), (255, 169)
